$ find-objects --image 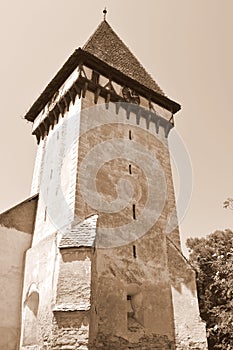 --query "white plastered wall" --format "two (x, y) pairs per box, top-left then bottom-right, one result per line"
(32, 98), (81, 246)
